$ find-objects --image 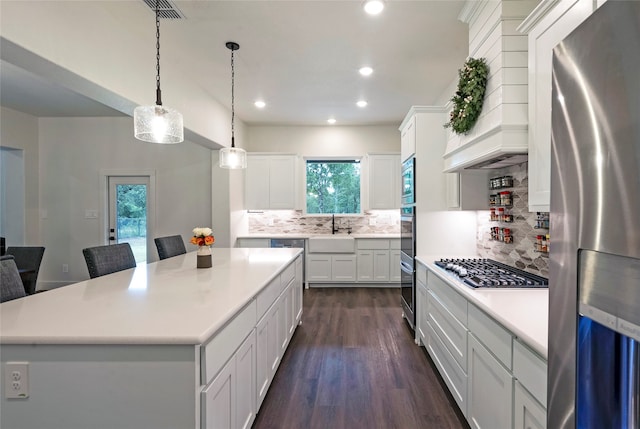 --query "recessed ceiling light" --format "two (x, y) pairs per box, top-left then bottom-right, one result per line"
(327, 118), (337, 125)
(357, 100), (368, 108)
(363, 0), (384, 15)
(359, 66), (373, 76)
(254, 100), (266, 109)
